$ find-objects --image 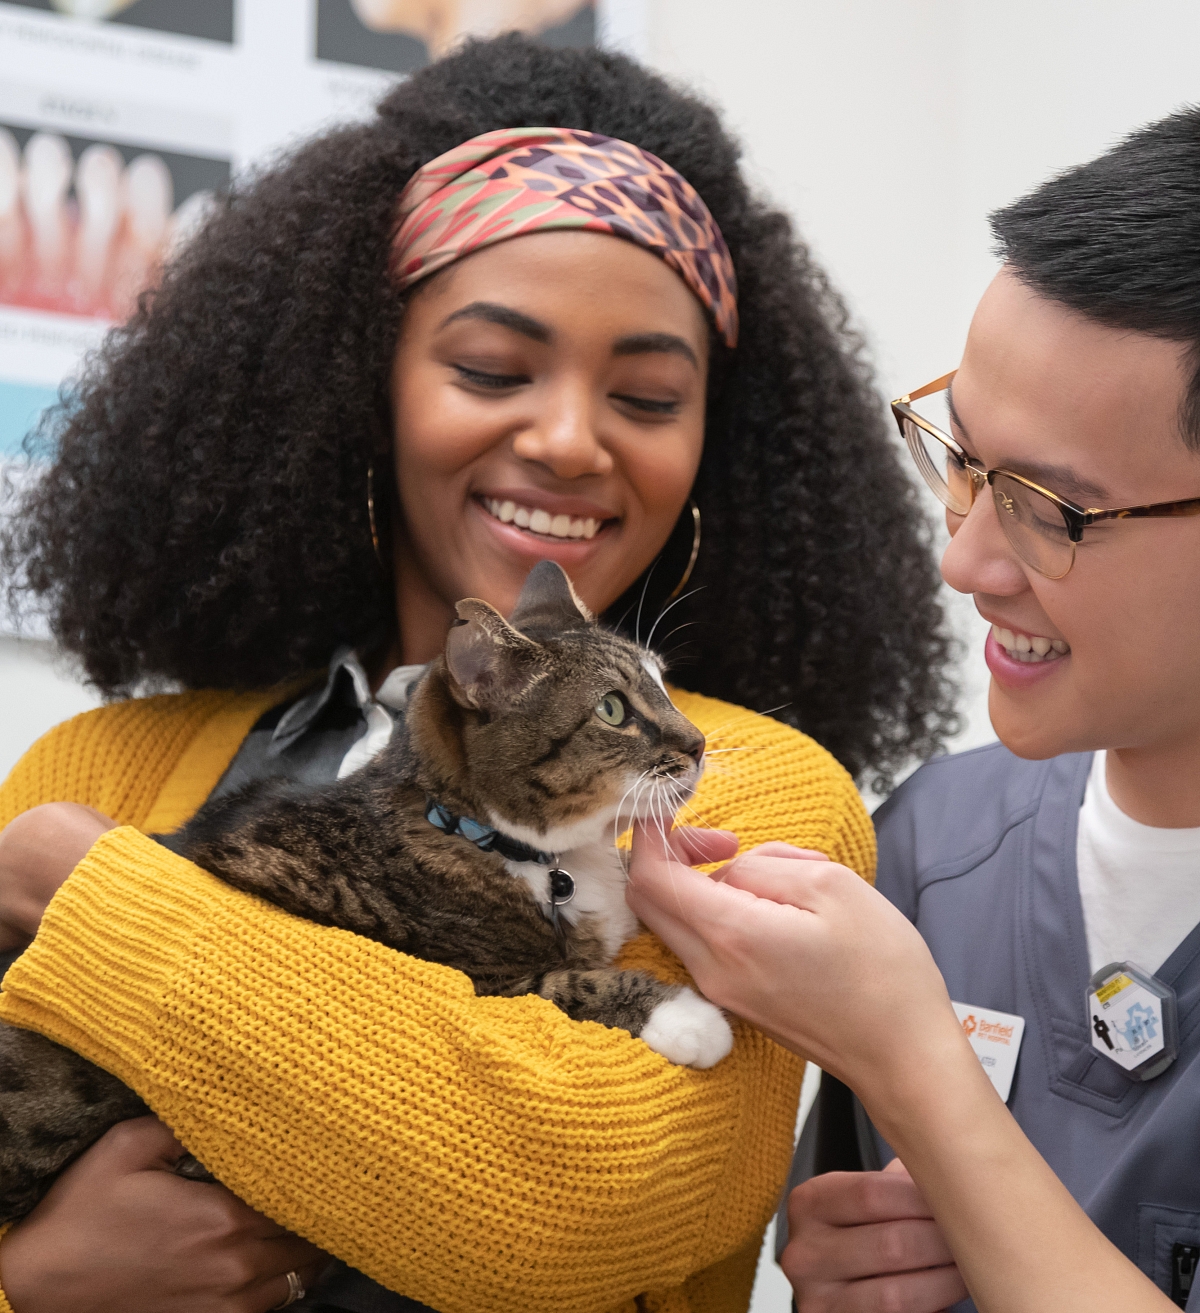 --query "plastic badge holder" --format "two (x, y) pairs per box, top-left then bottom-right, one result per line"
(1087, 960), (1179, 1082)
